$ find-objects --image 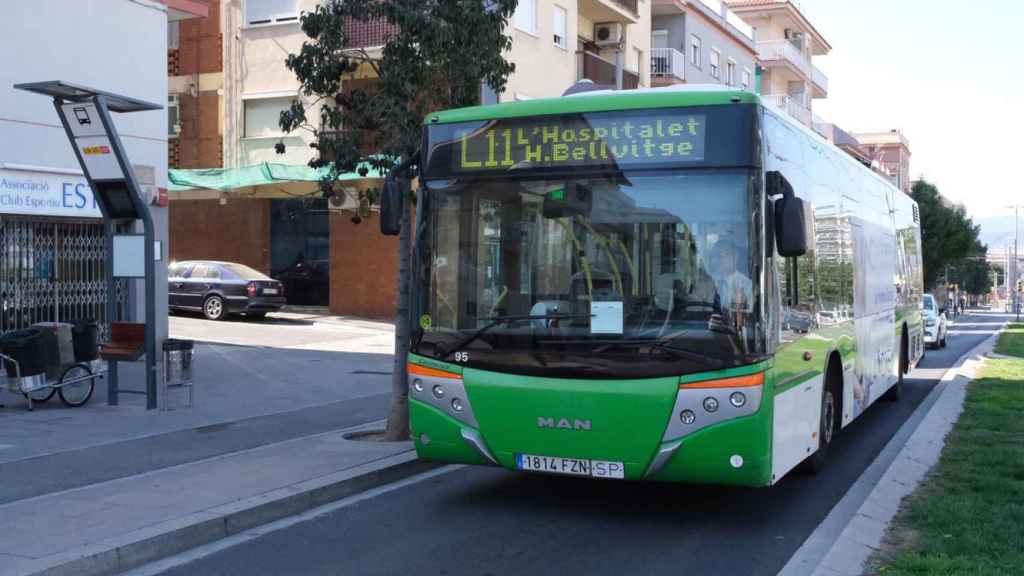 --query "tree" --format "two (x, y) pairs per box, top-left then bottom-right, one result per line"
(278, 0), (518, 440)
(911, 179), (983, 289)
(948, 240), (993, 299)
